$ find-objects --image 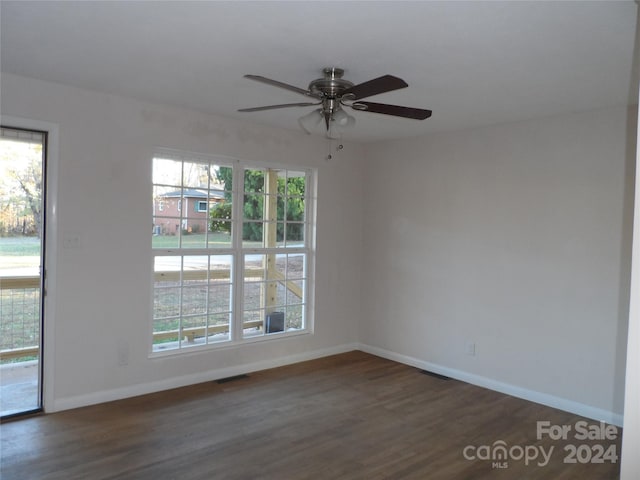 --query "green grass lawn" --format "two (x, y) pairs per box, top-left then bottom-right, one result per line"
(0, 236), (41, 256)
(1, 233), (238, 251)
(152, 232), (235, 249)
(1, 233), (277, 254)
(152, 232), (265, 249)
